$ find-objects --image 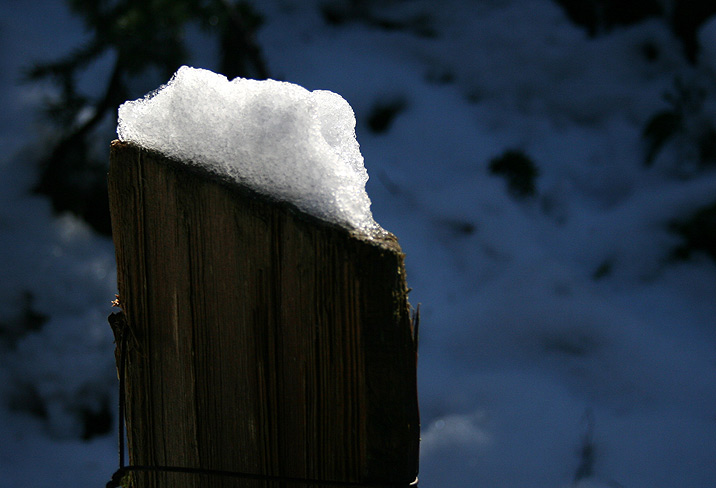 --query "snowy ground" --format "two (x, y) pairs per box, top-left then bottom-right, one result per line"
(2, 1), (716, 487)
